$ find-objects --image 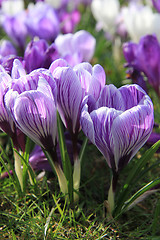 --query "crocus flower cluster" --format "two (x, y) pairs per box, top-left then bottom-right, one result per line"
(0, 29), (96, 75)
(0, 1), (83, 50)
(0, 55), (154, 208)
(0, 0), (158, 219)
